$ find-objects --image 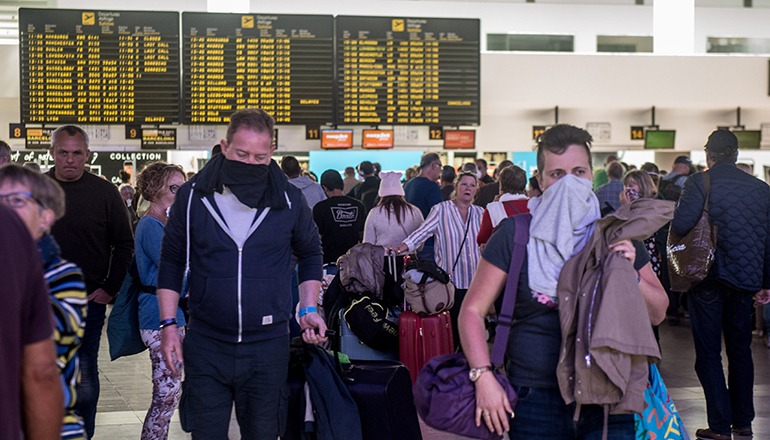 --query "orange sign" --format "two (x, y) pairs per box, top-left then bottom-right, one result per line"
(443, 130), (475, 149)
(362, 129), (394, 149)
(321, 130), (354, 149)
